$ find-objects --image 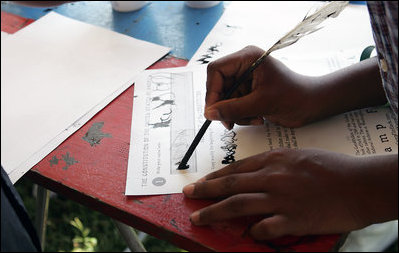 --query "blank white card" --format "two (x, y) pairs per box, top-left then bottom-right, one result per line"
(1, 12), (170, 183)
